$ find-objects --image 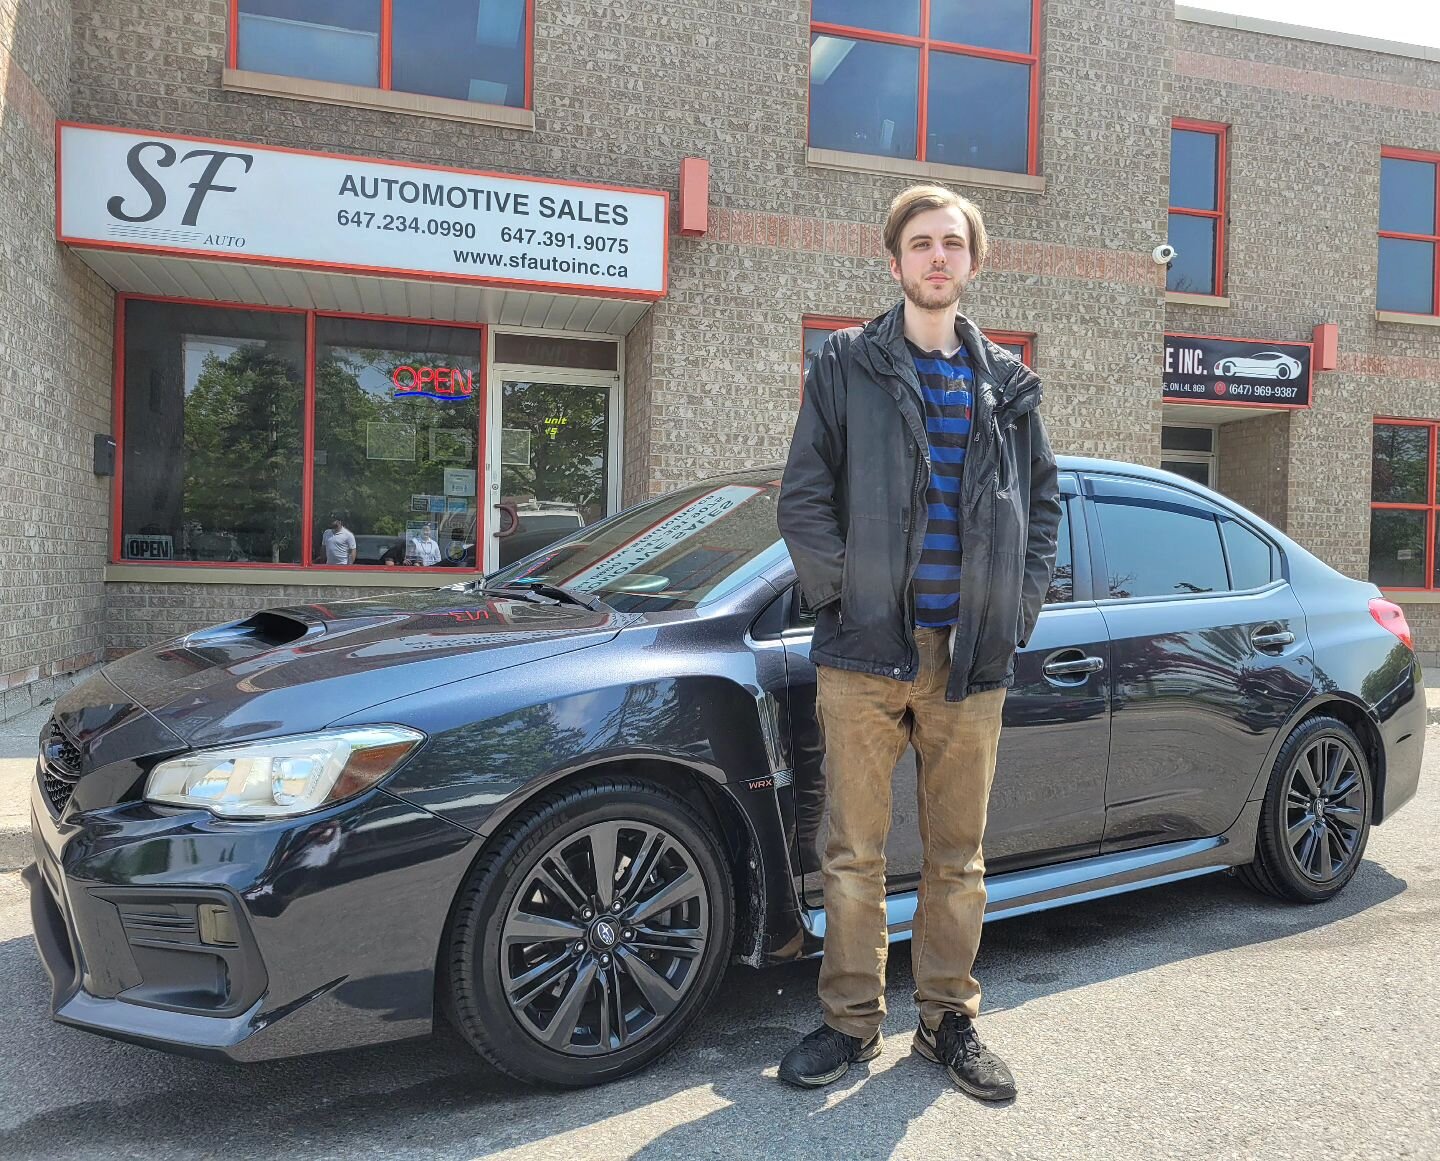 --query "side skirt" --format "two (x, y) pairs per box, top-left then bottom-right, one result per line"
(802, 800), (1262, 944)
